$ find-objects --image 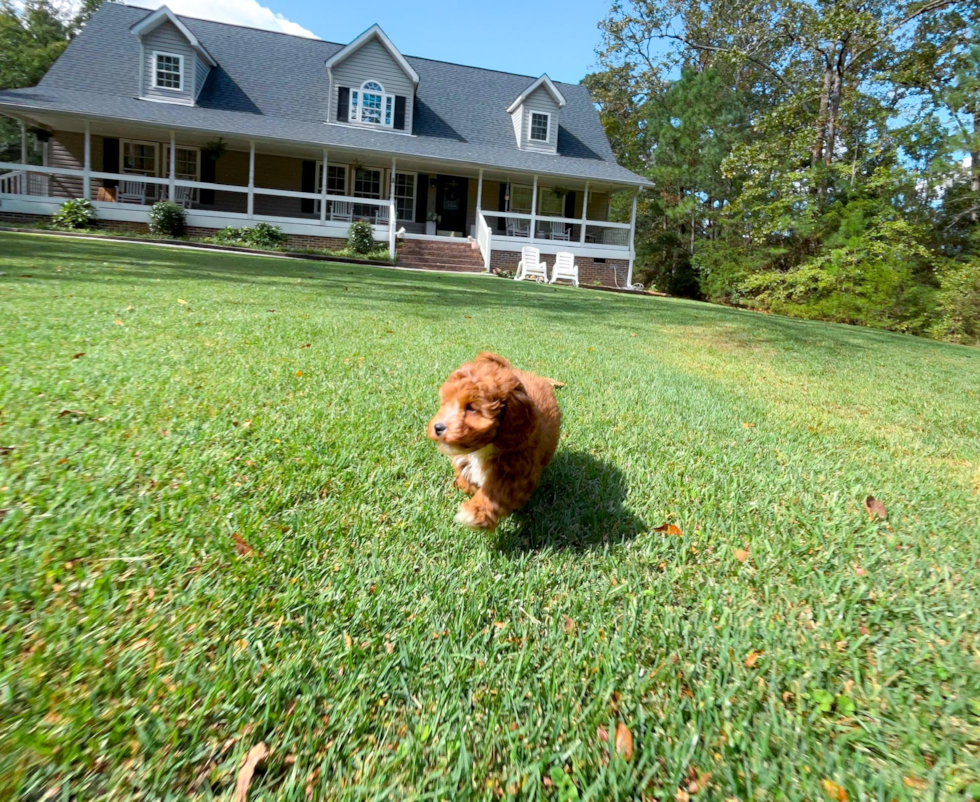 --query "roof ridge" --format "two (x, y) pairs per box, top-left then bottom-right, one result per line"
(118, 2), (586, 86)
